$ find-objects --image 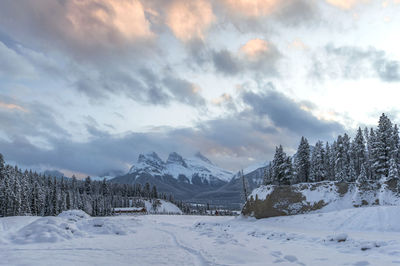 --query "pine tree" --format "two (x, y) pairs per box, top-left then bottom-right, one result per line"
(151, 185), (158, 199)
(352, 127), (367, 177)
(0, 153), (4, 179)
(375, 113), (394, 178)
(144, 182), (151, 198)
(12, 177), (22, 216)
(240, 170), (249, 201)
(334, 135), (347, 182)
(356, 163), (368, 184)
(310, 141), (325, 182)
(324, 142), (334, 180)
(368, 128), (379, 180)
(347, 160), (357, 182)
(84, 176), (92, 195)
(295, 137), (311, 183)
(392, 124), (400, 168)
(272, 145), (292, 185)
(388, 157), (399, 181)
